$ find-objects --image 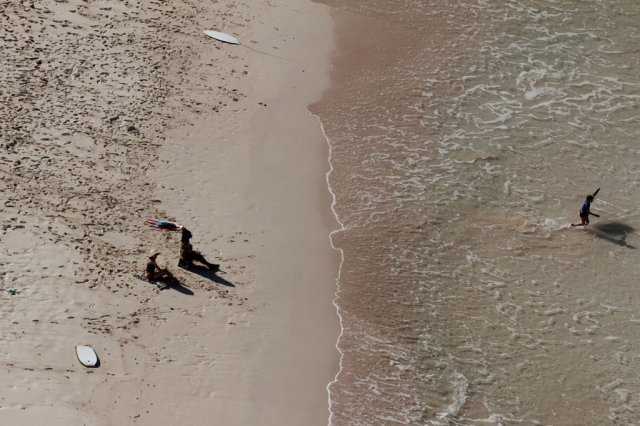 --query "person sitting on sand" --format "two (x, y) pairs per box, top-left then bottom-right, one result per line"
(178, 228), (219, 271)
(145, 250), (175, 282)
